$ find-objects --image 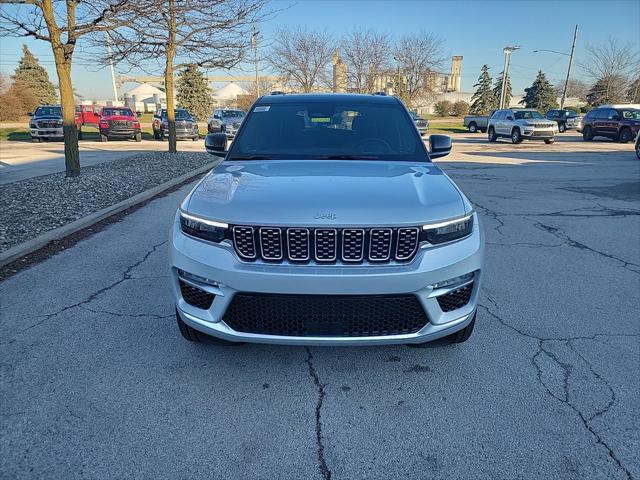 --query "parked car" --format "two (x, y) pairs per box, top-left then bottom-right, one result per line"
(487, 108), (558, 144)
(545, 109), (582, 133)
(463, 113), (491, 133)
(635, 131), (640, 159)
(75, 104), (101, 139)
(207, 109), (246, 138)
(29, 105), (63, 142)
(173, 93), (484, 347)
(409, 110), (429, 135)
(152, 109), (199, 141)
(98, 107), (141, 142)
(580, 106), (640, 143)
